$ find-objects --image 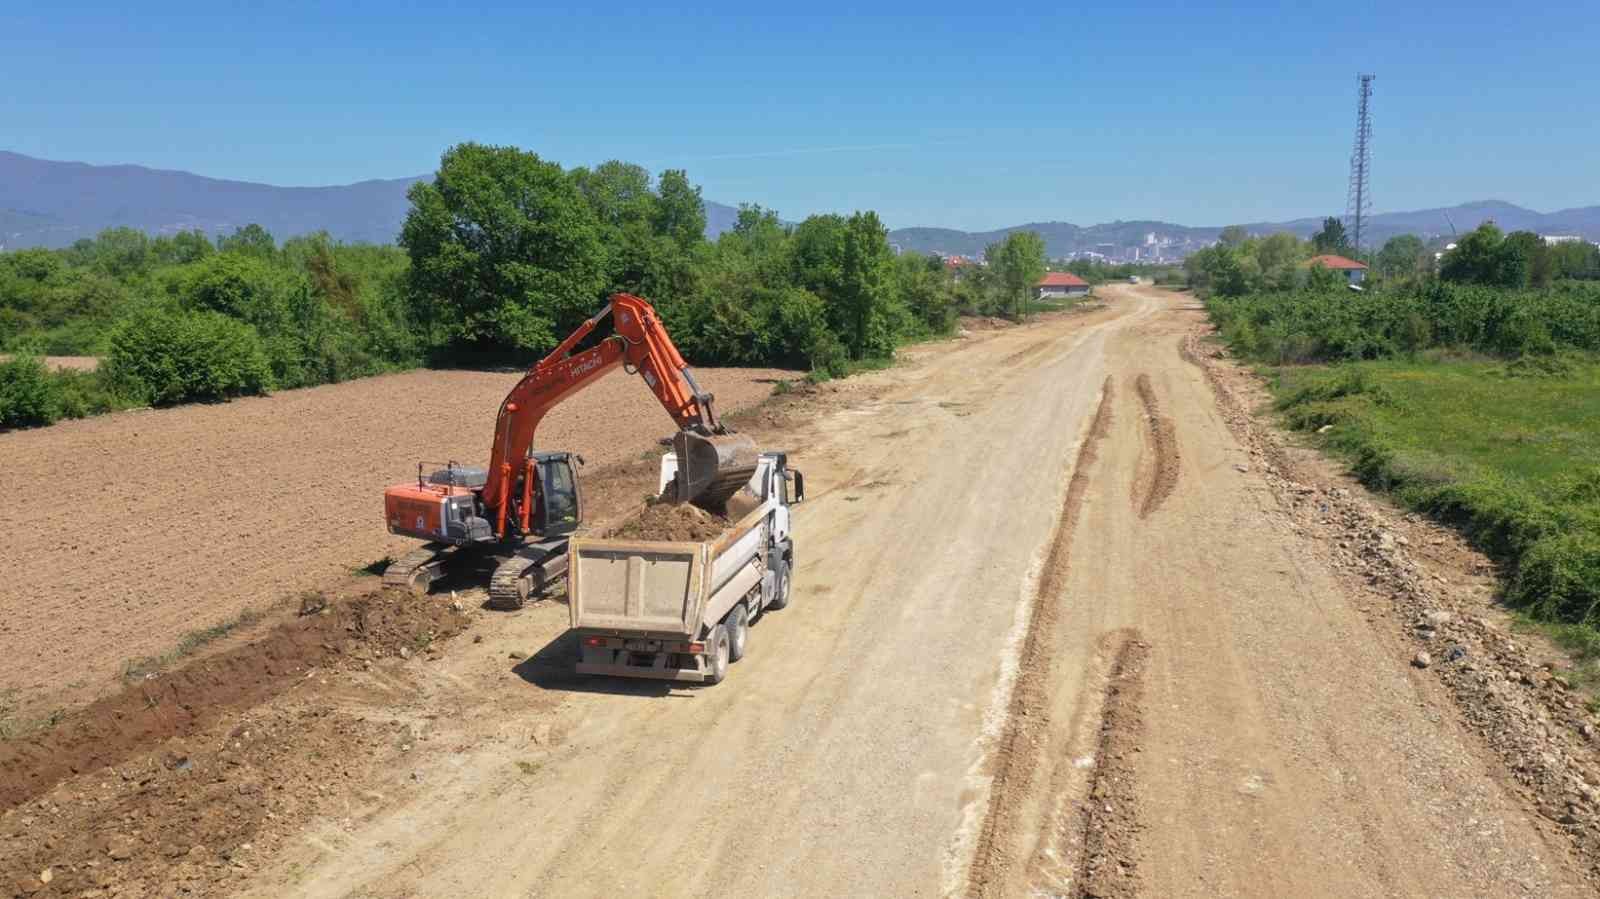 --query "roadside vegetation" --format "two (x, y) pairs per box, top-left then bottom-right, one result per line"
(1195, 220), (1600, 641)
(2, 142), (1050, 429)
